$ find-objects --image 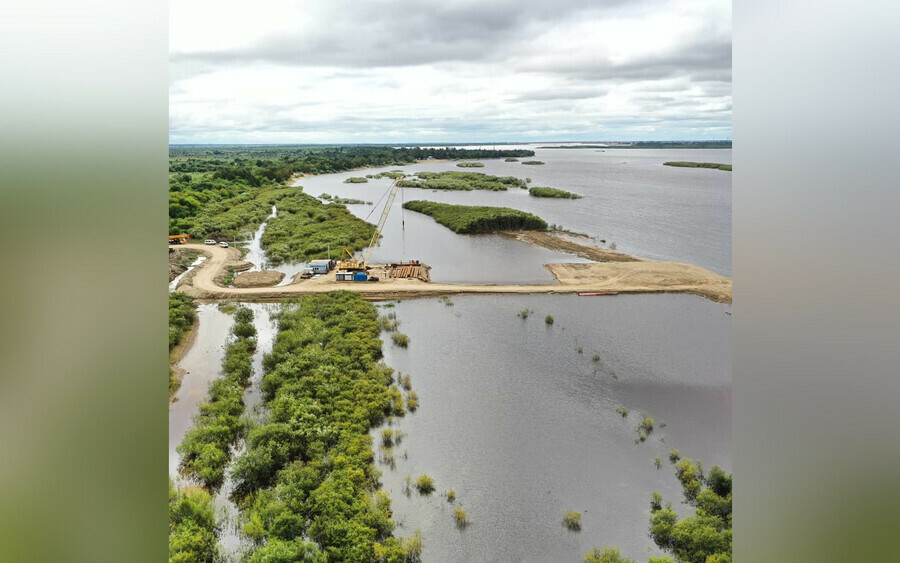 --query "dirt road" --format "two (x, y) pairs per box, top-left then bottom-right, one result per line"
(172, 244), (731, 303)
